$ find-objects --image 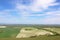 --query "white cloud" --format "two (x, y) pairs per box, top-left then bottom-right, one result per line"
(16, 0), (57, 11)
(43, 17), (60, 24)
(0, 0), (60, 24)
(45, 10), (60, 16)
(0, 10), (17, 17)
(29, 0), (56, 11)
(15, 0), (58, 17)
